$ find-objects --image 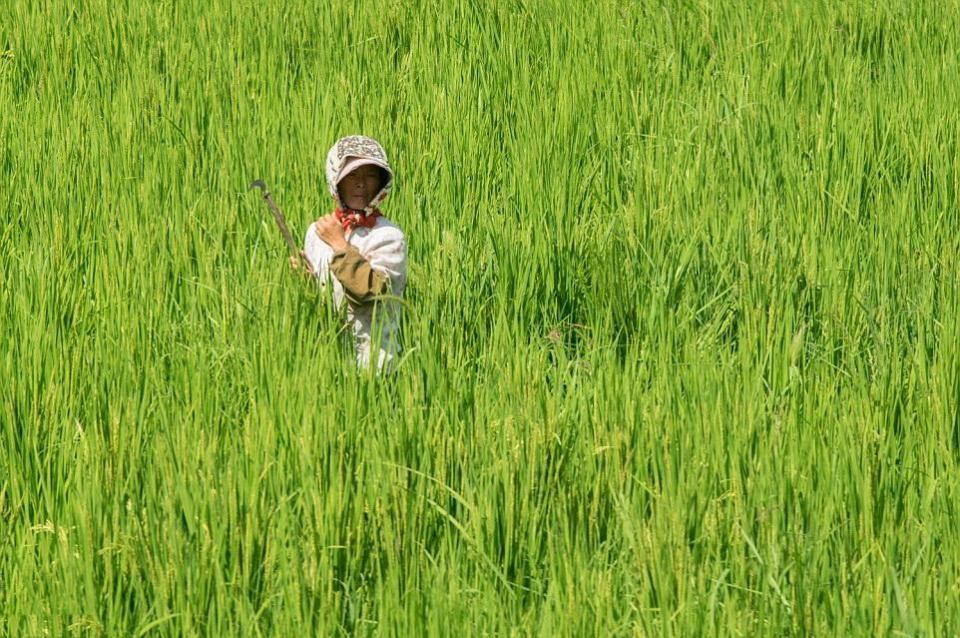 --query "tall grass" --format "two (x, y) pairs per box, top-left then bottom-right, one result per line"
(2, 0), (960, 635)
